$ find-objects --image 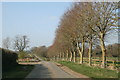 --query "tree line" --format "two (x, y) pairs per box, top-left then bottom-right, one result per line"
(30, 46), (48, 58)
(2, 35), (29, 52)
(2, 35), (29, 59)
(47, 2), (118, 68)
